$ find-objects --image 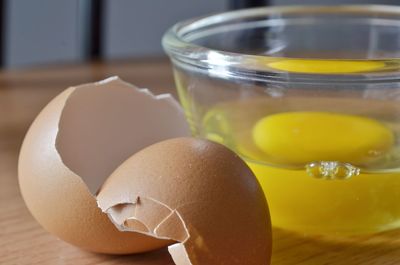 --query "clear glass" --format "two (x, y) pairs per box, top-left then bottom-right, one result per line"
(163, 5), (400, 235)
